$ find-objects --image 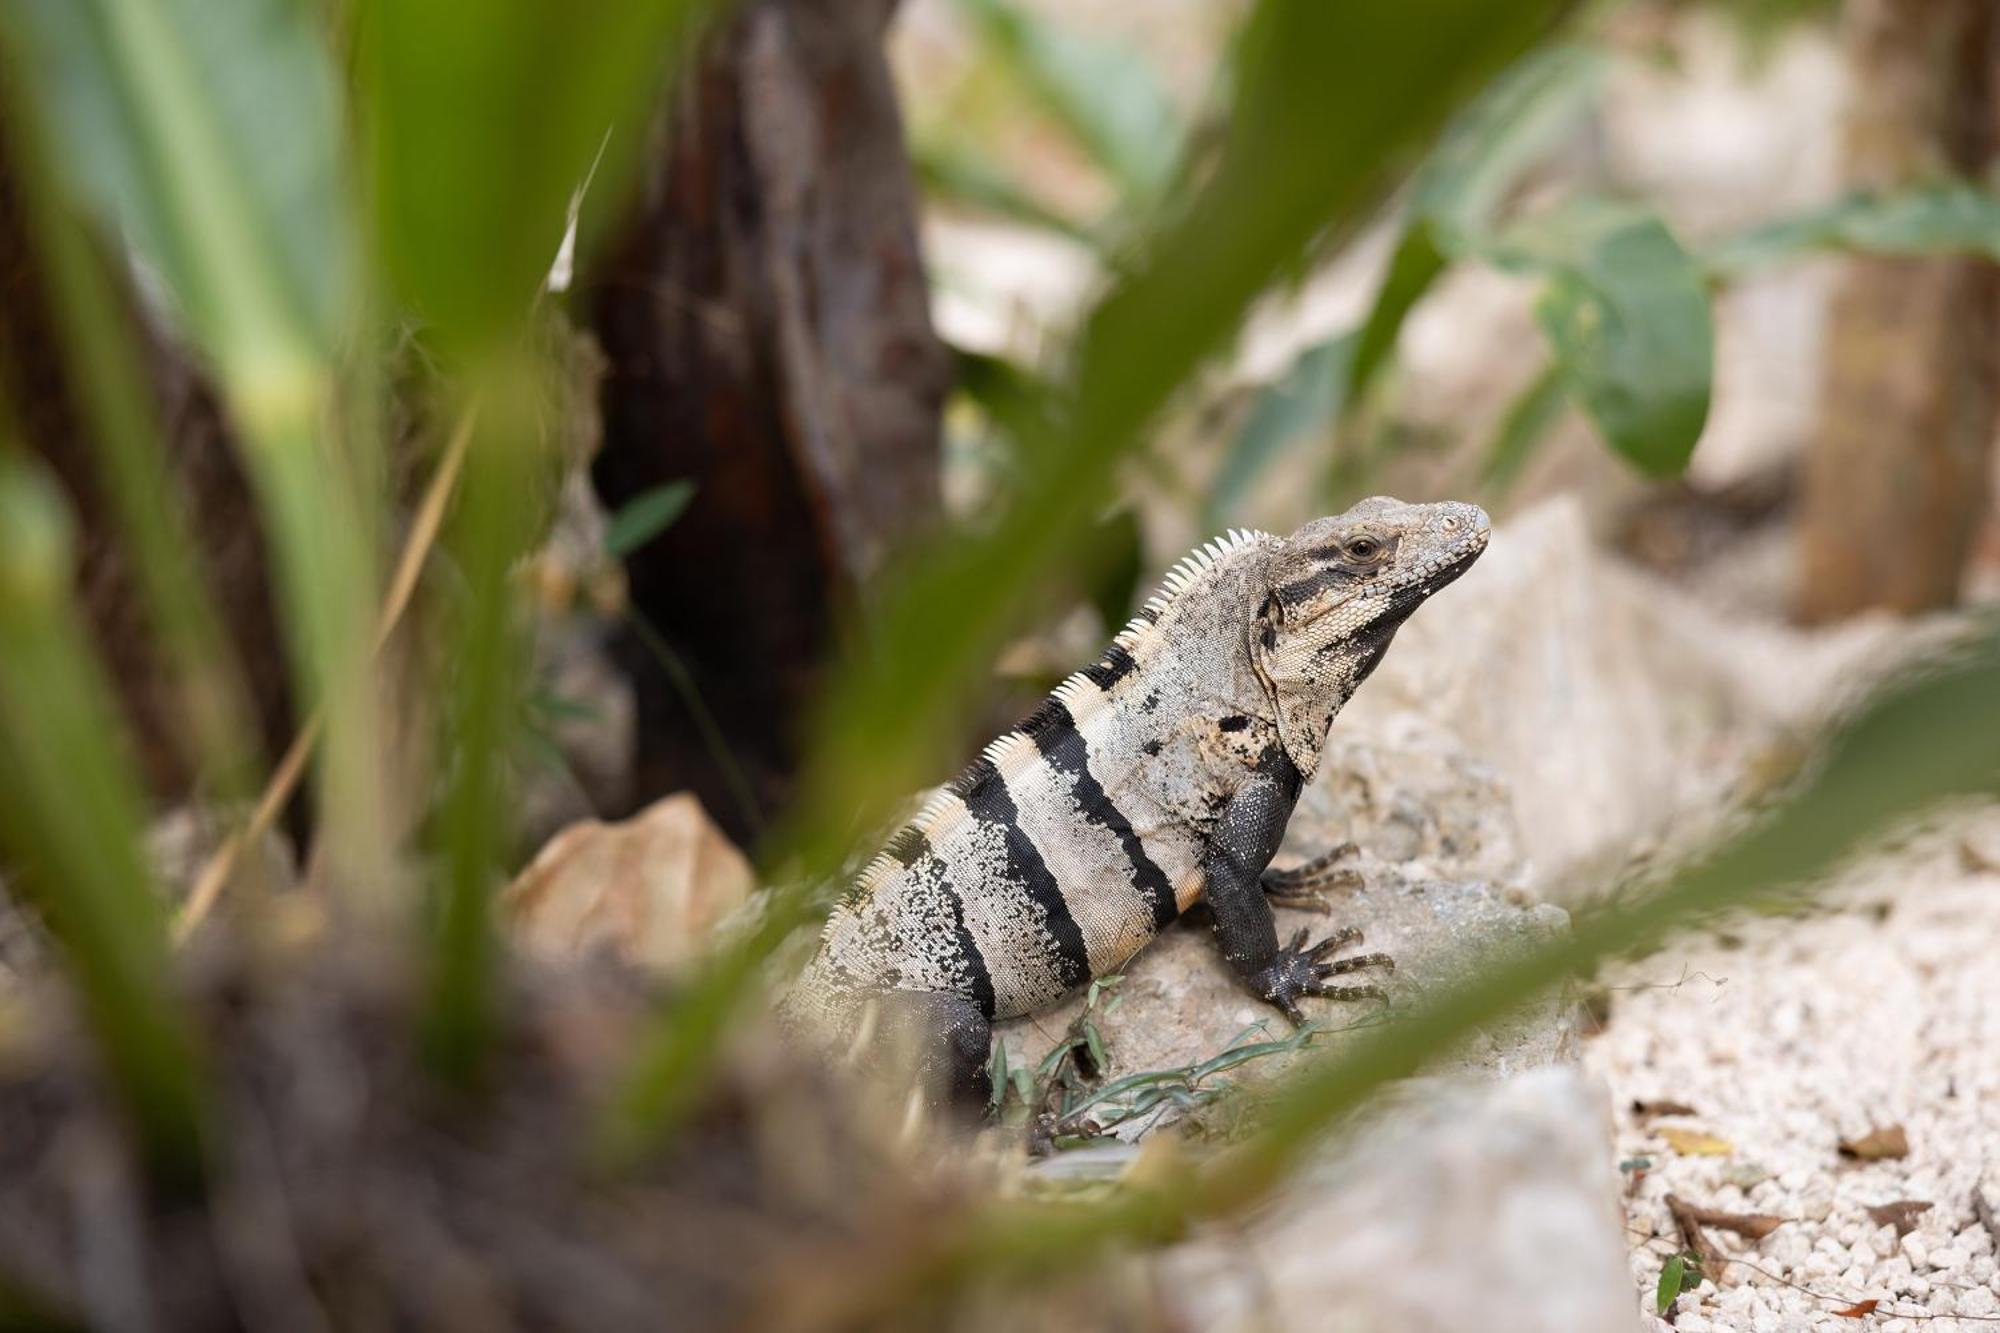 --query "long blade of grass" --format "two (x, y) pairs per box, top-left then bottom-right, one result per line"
(358, 0), (719, 1083)
(0, 65), (259, 803)
(5, 0), (391, 890)
(602, 0), (1570, 1164)
(0, 450), (205, 1182)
